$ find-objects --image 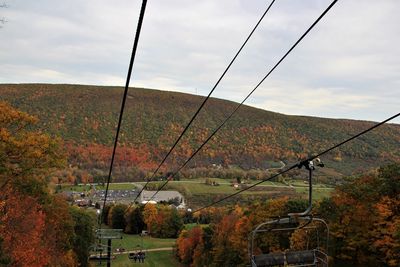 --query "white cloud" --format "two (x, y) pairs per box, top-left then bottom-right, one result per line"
(0, 0), (399, 123)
